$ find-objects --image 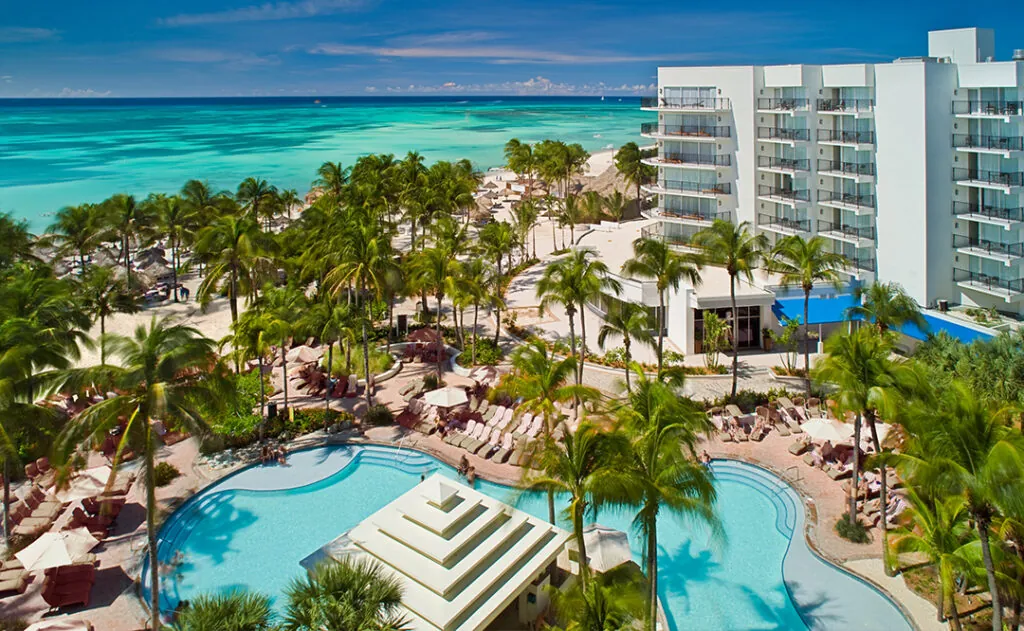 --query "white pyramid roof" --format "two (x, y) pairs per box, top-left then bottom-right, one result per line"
(304, 474), (570, 631)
